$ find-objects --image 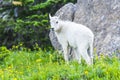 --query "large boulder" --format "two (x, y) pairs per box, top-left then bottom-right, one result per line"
(49, 0), (120, 57)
